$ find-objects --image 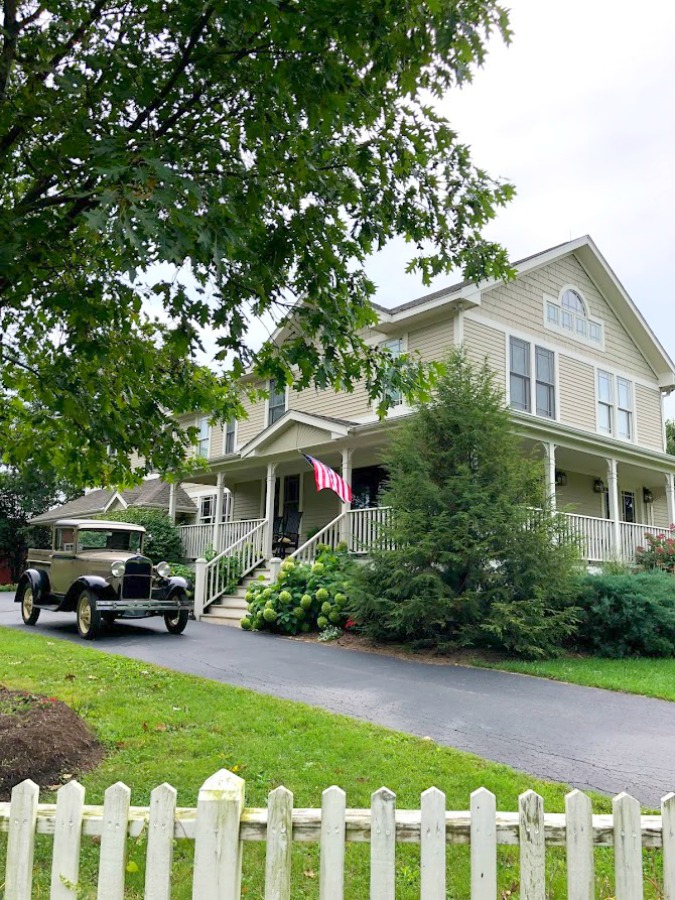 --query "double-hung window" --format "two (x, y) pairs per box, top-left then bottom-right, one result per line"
(199, 495), (215, 524)
(598, 371), (633, 439)
(224, 418), (236, 454)
(196, 417), (210, 457)
(268, 379), (286, 426)
(509, 337), (555, 419)
(381, 338), (404, 407)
